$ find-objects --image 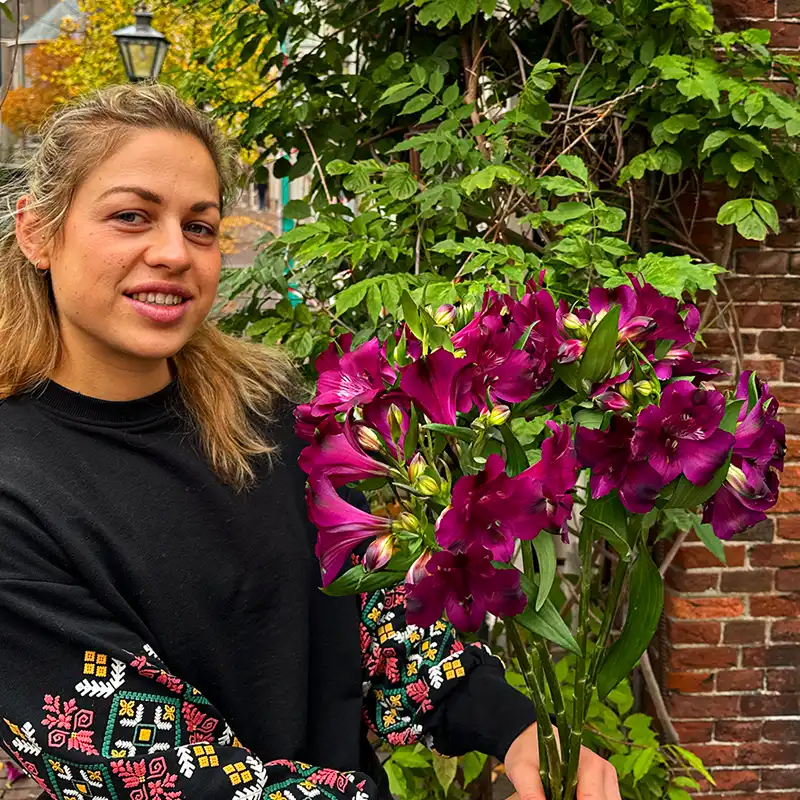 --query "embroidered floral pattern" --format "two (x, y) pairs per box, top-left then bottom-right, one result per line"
(41, 695), (98, 756)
